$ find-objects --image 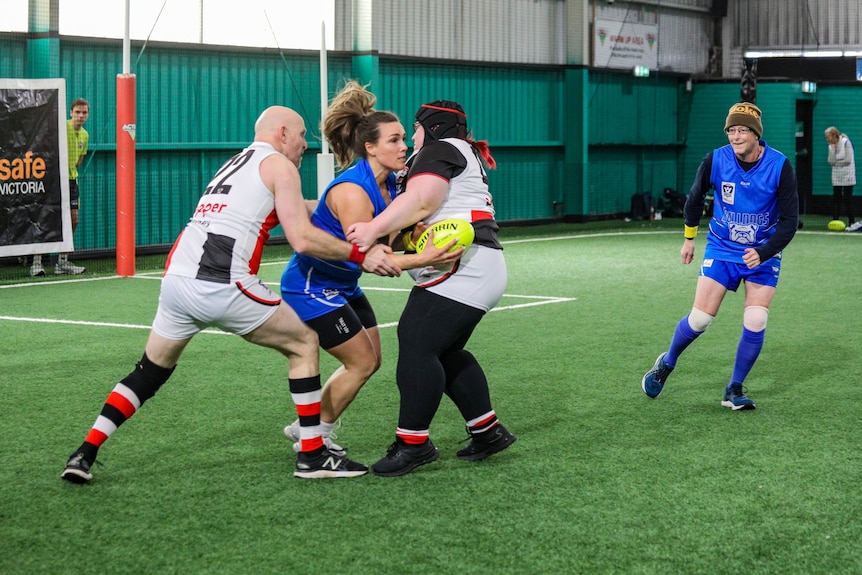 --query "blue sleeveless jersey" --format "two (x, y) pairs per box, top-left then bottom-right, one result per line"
(706, 143), (786, 263)
(282, 159), (395, 289)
